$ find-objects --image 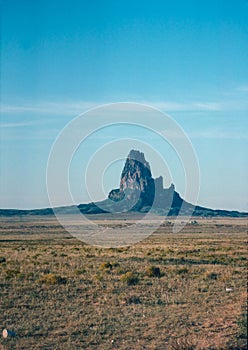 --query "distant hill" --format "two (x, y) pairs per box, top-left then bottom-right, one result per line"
(1, 150), (247, 217)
